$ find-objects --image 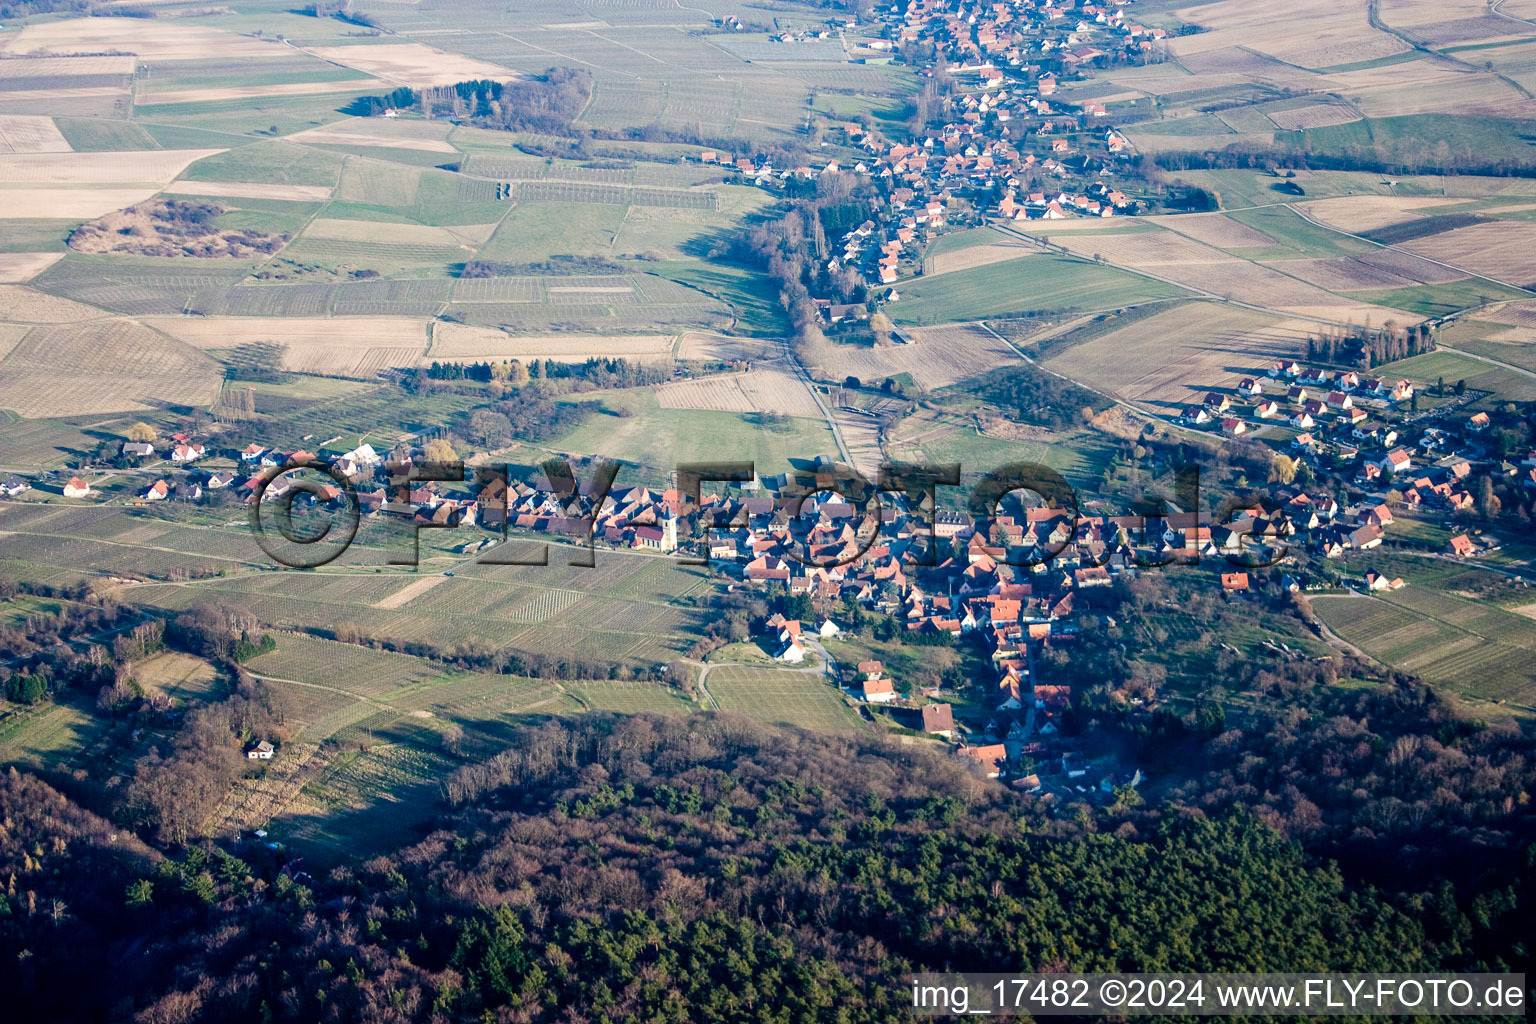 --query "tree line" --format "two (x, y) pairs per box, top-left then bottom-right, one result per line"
(1306, 322), (1436, 369)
